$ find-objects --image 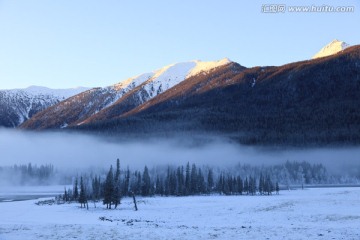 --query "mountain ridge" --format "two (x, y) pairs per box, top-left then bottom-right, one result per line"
(20, 59), (232, 129)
